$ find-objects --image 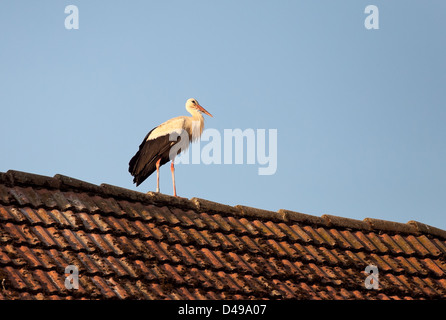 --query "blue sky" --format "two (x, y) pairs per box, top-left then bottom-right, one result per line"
(1, 1), (445, 230)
